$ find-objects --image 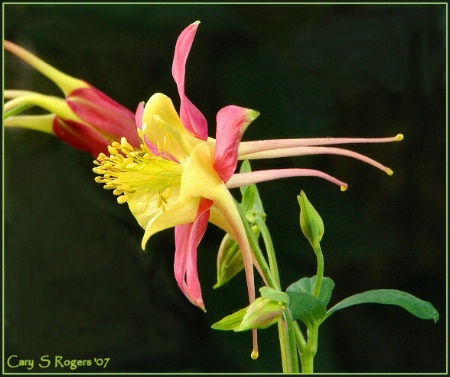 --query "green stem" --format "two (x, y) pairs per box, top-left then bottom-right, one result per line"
(256, 217), (302, 373)
(235, 200), (277, 289)
(255, 217), (280, 288)
(294, 321), (307, 351)
(300, 323), (319, 374)
(283, 307), (300, 373)
(256, 215), (301, 372)
(235, 200), (301, 373)
(277, 319), (291, 372)
(300, 243), (323, 373)
(313, 244), (324, 298)
(4, 103), (34, 119)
